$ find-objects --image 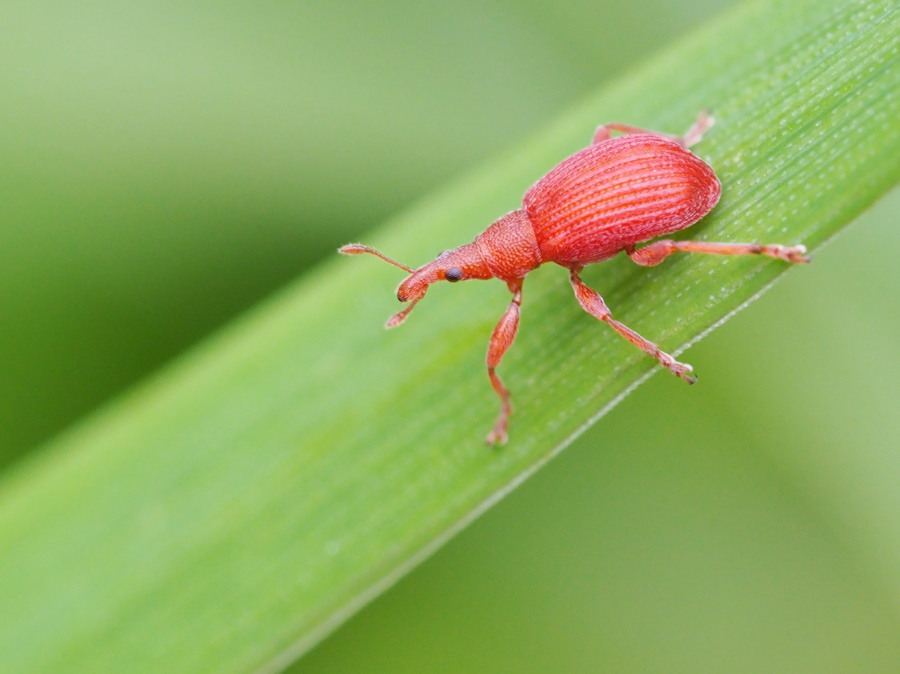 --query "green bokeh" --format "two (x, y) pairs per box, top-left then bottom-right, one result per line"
(2, 1), (898, 671)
